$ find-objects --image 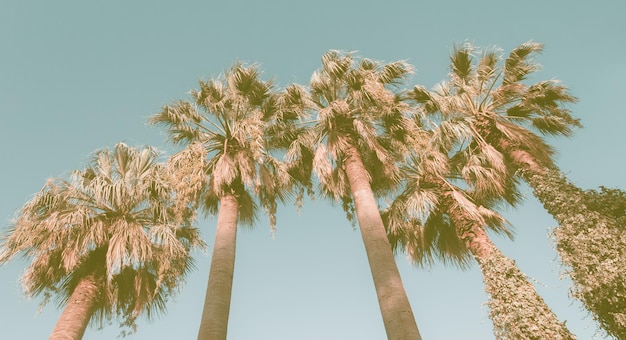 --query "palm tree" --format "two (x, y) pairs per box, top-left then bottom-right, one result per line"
(150, 63), (300, 340)
(384, 139), (574, 339)
(287, 50), (422, 339)
(0, 143), (203, 339)
(408, 41), (624, 337)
